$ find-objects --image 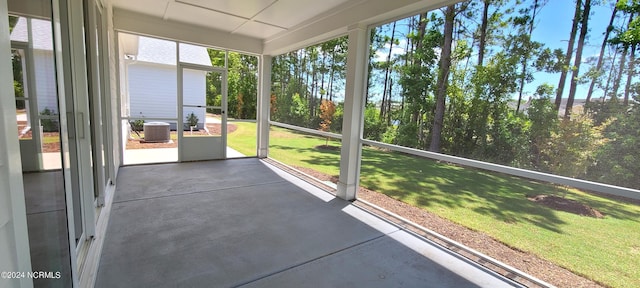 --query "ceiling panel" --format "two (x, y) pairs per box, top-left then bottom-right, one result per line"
(112, 0), (169, 18)
(176, 0), (277, 19)
(233, 21), (286, 39)
(253, 0), (350, 28)
(164, 1), (247, 32)
(112, 0), (434, 44)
